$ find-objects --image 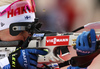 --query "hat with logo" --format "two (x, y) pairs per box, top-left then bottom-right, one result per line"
(0, 0), (35, 30)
